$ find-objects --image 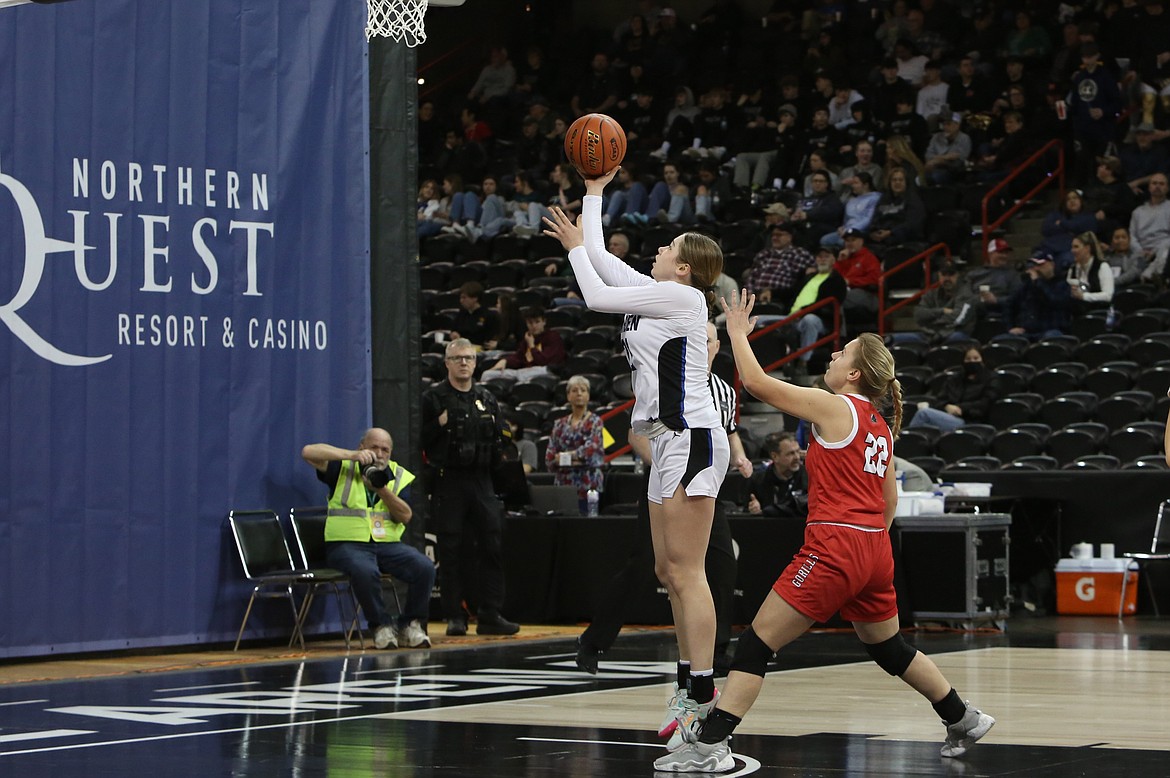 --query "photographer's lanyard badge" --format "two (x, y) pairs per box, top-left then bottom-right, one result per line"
(366, 488), (387, 540)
